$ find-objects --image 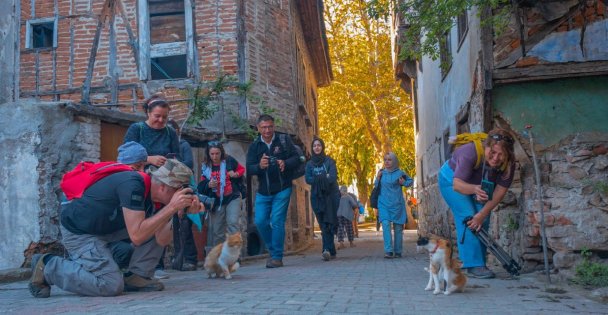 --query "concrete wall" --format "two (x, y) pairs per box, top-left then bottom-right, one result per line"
(414, 8), (484, 237)
(0, 0), (18, 104)
(0, 101), (100, 269)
